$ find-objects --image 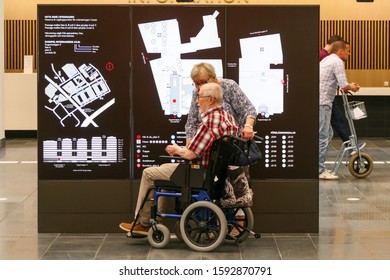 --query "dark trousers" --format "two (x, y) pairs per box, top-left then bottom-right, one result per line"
(331, 99), (350, 142)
